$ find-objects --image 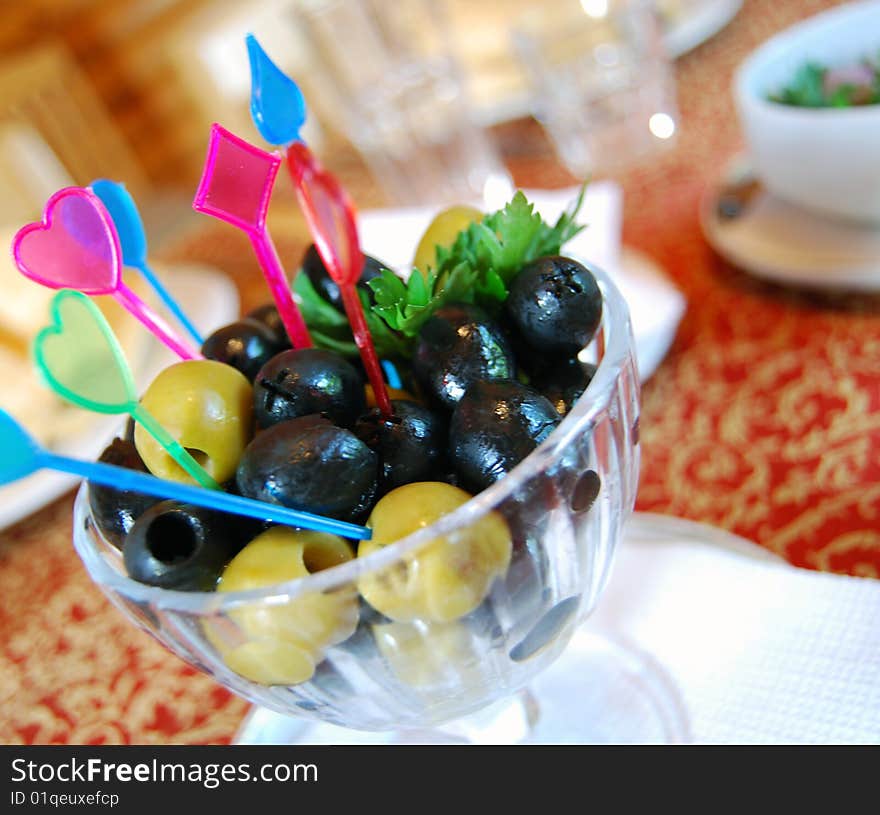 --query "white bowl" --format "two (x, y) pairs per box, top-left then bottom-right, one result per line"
(734, 0), (880, 225)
